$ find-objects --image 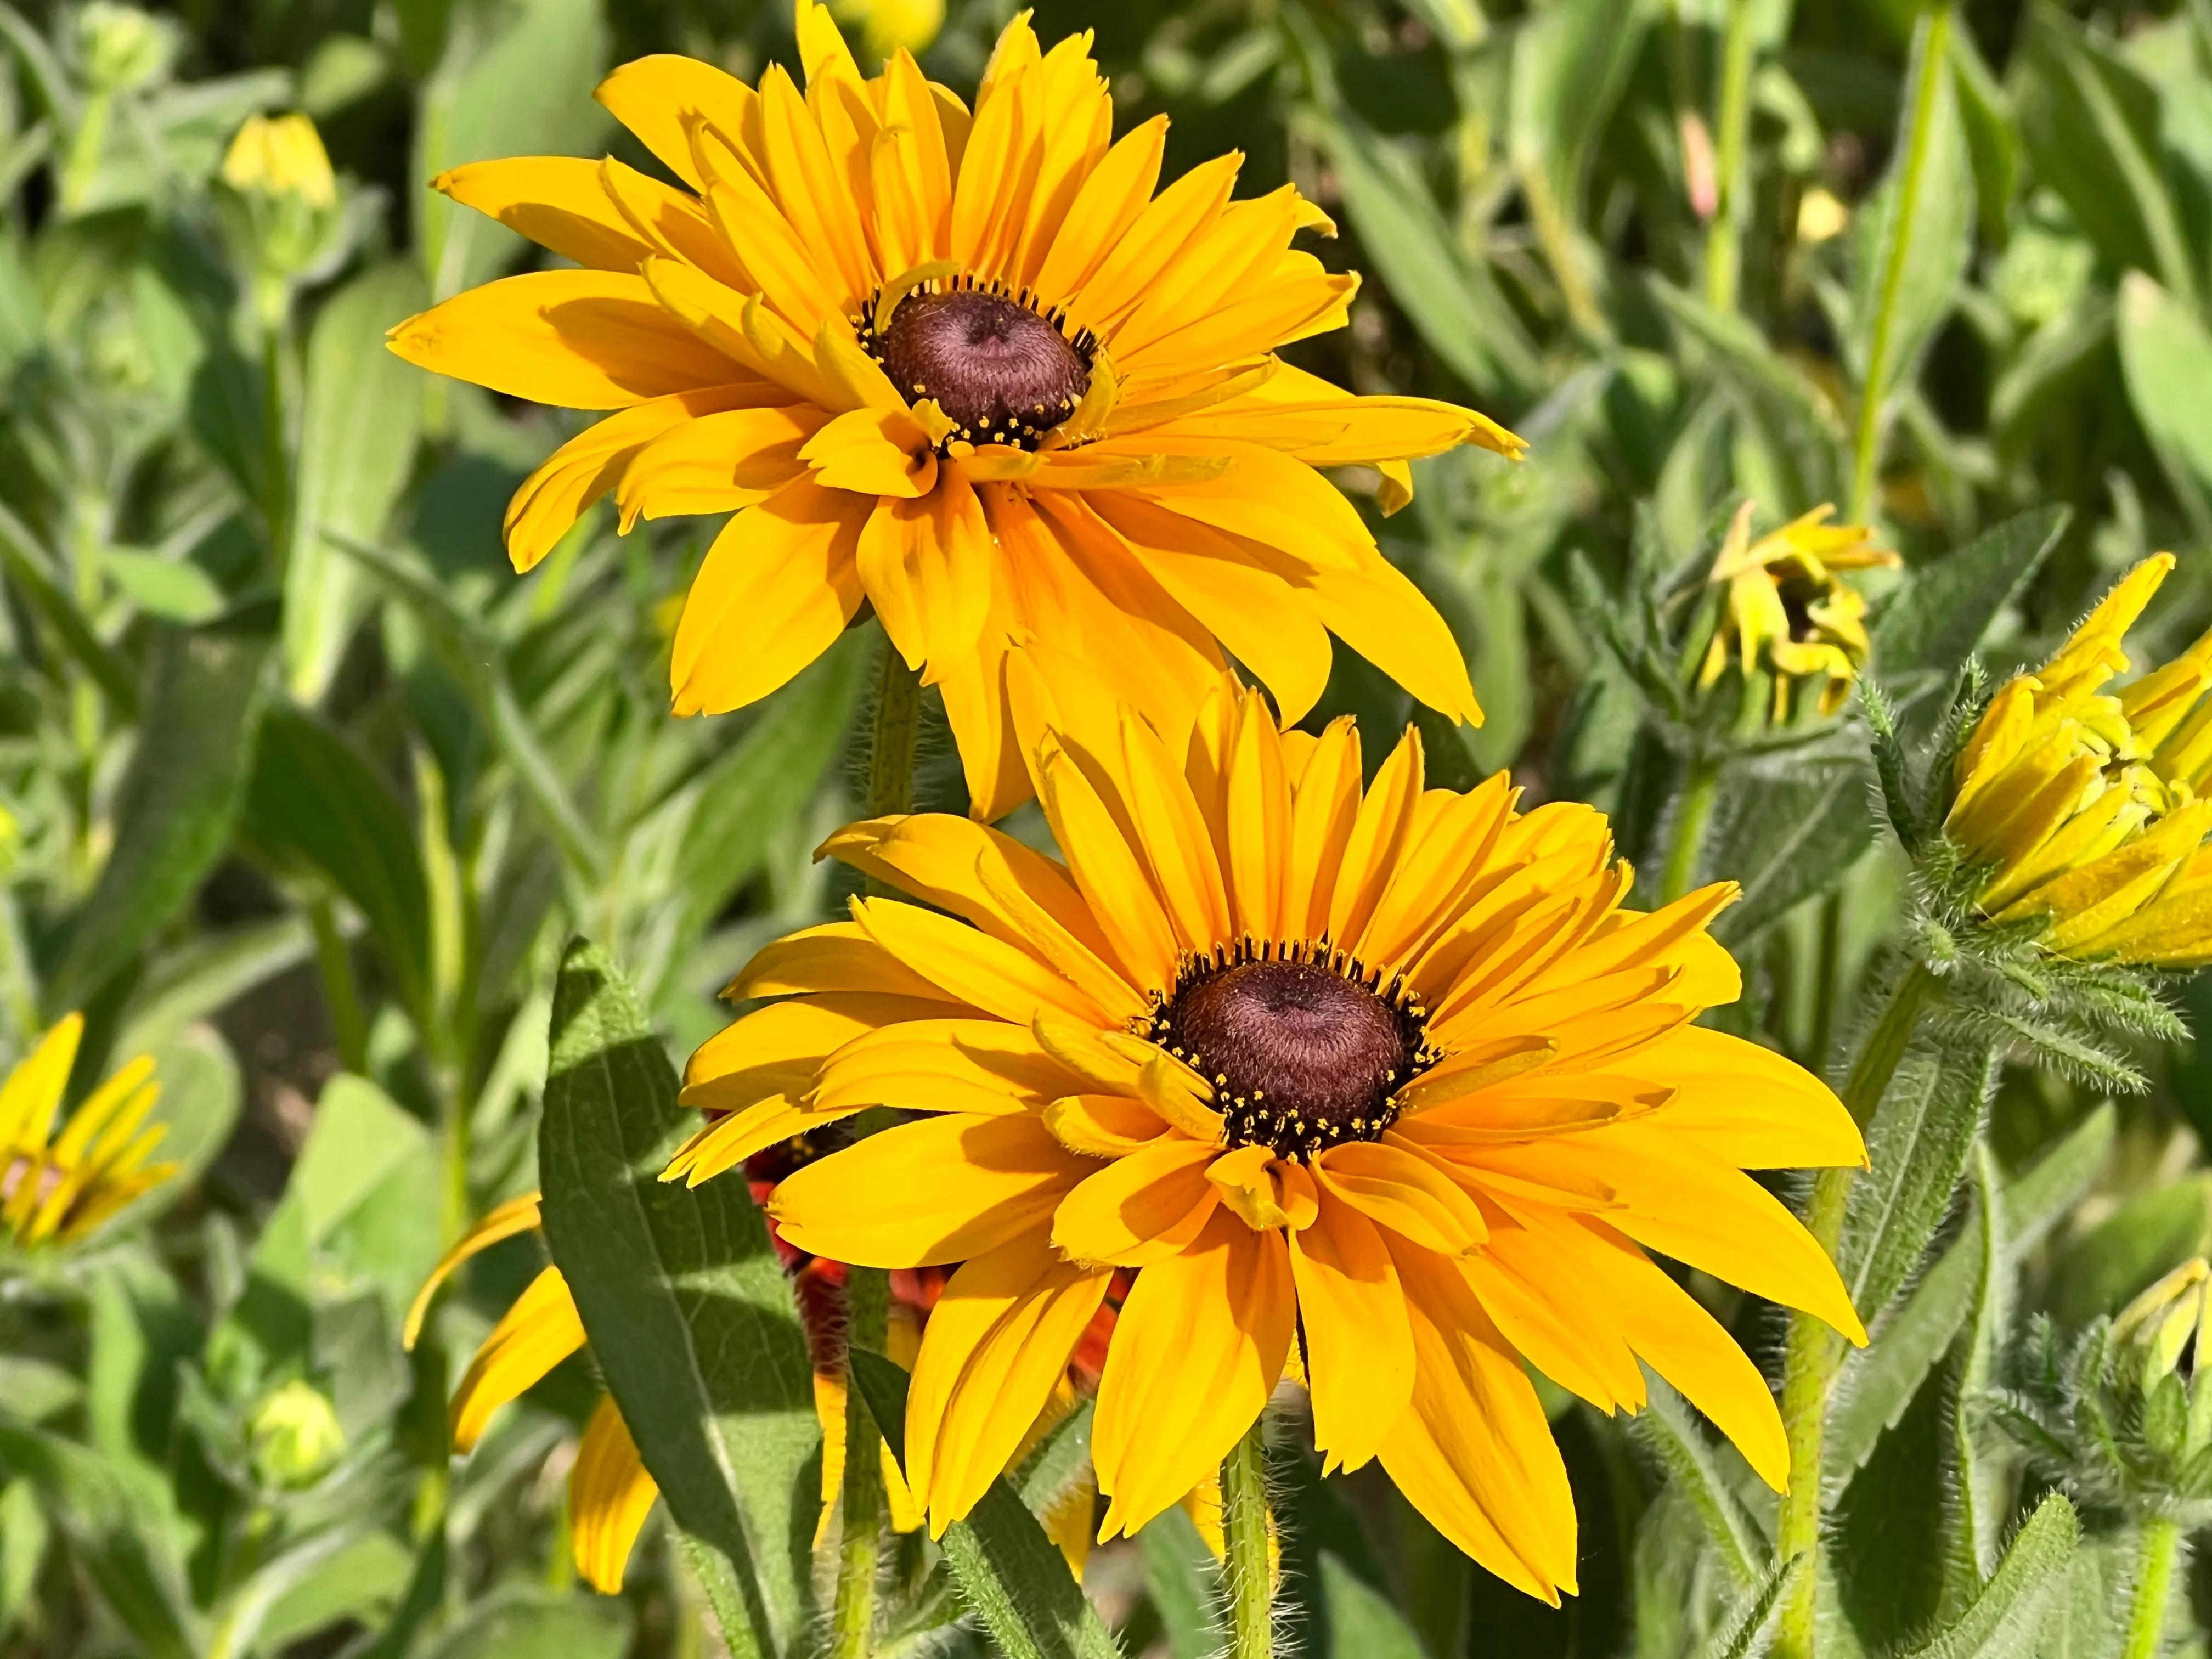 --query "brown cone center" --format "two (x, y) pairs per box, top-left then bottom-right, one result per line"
(875, 290), (1090, 448)
(1164, 960), (1417, 1158)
